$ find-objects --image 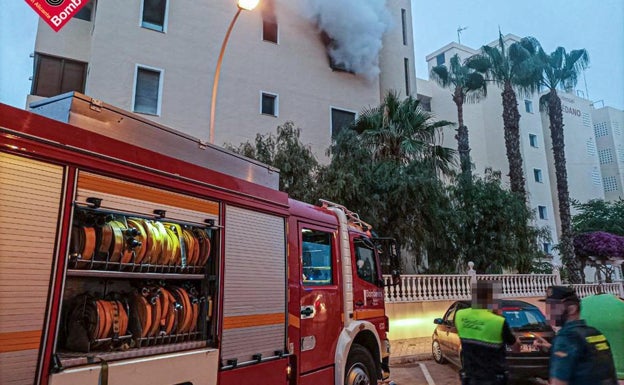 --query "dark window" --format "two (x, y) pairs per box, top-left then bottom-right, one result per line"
(262, 18), (278, 43)
(418, 96), (432, 112)
(73, 0), (94, 21)
(436, 53), (445, 66)
(331, 108), (356, 138)
(543, 243), (551, 253)
(401, 9), (407, 45)
(302, 229), (333, 286)
(134, 67), (161, 115)
(525, 100), (533, 113)
(538, 205), (548, 220)
(533, 168), (543, 183)
(354, 238), (378, 285)
(142, 0), (167, 31)
(404, 57), (411, 96)
(32, 54), (87, 97)
(261, 92), (277, 116)
(529, 134), (538, 148)
(320, 31), (353, 73)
